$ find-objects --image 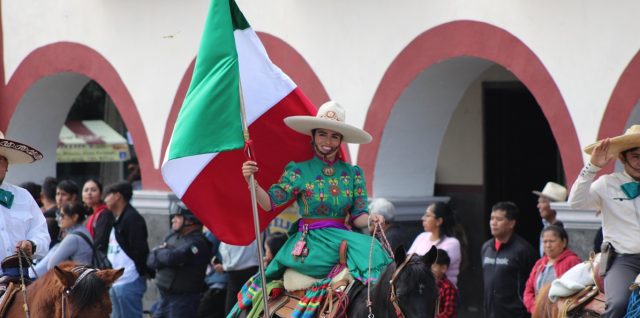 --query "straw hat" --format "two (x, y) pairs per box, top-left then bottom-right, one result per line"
(0, 131), (43, 164)
(284, 101), (372, 144)
(532, 182), (567, 202)
(584, 125), (640, 155)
